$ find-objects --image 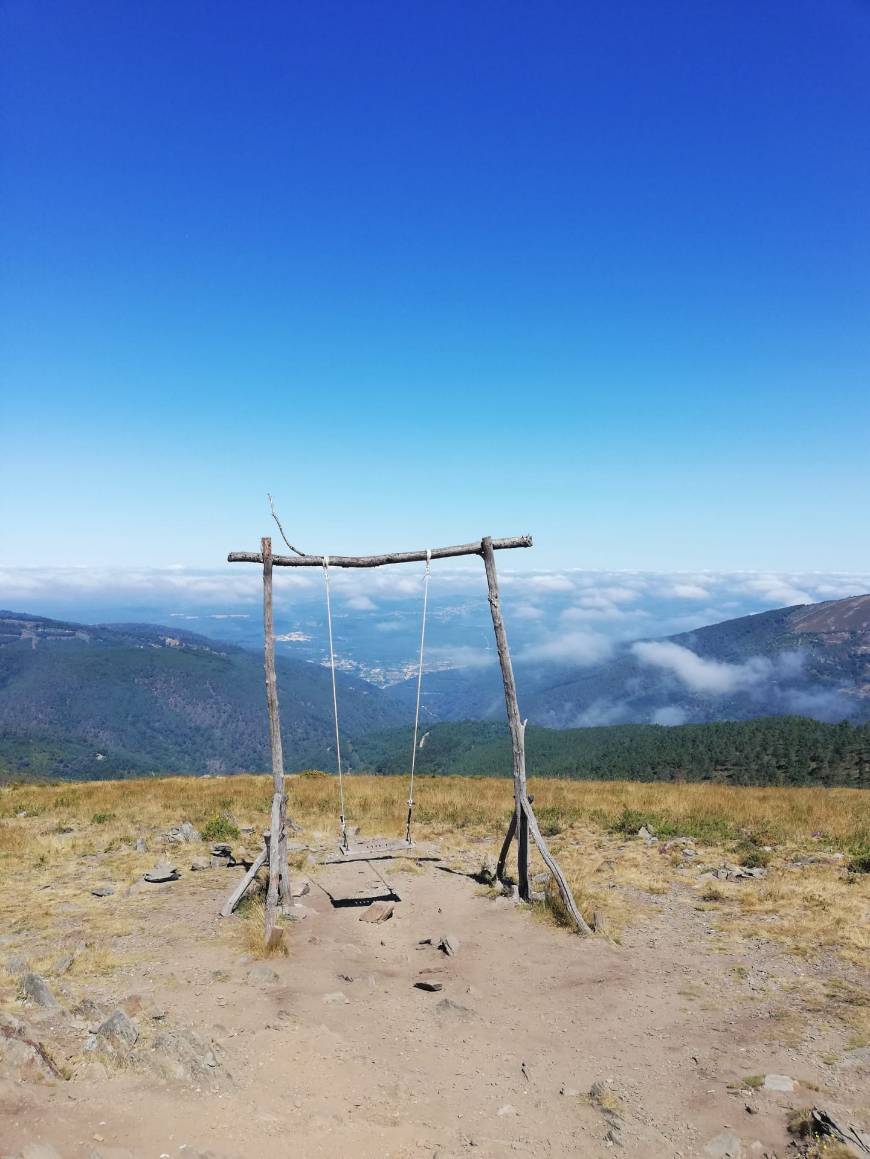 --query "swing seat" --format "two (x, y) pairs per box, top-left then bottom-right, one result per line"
(319, 837), (441, 865)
